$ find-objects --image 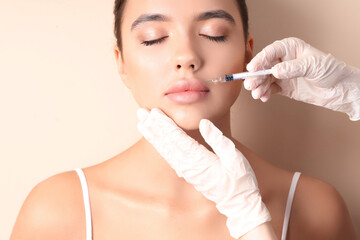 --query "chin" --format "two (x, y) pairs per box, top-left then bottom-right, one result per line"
(169, 110), (202, 130)
(162, 104), (228, 131)
(175, 121), (200, 131)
